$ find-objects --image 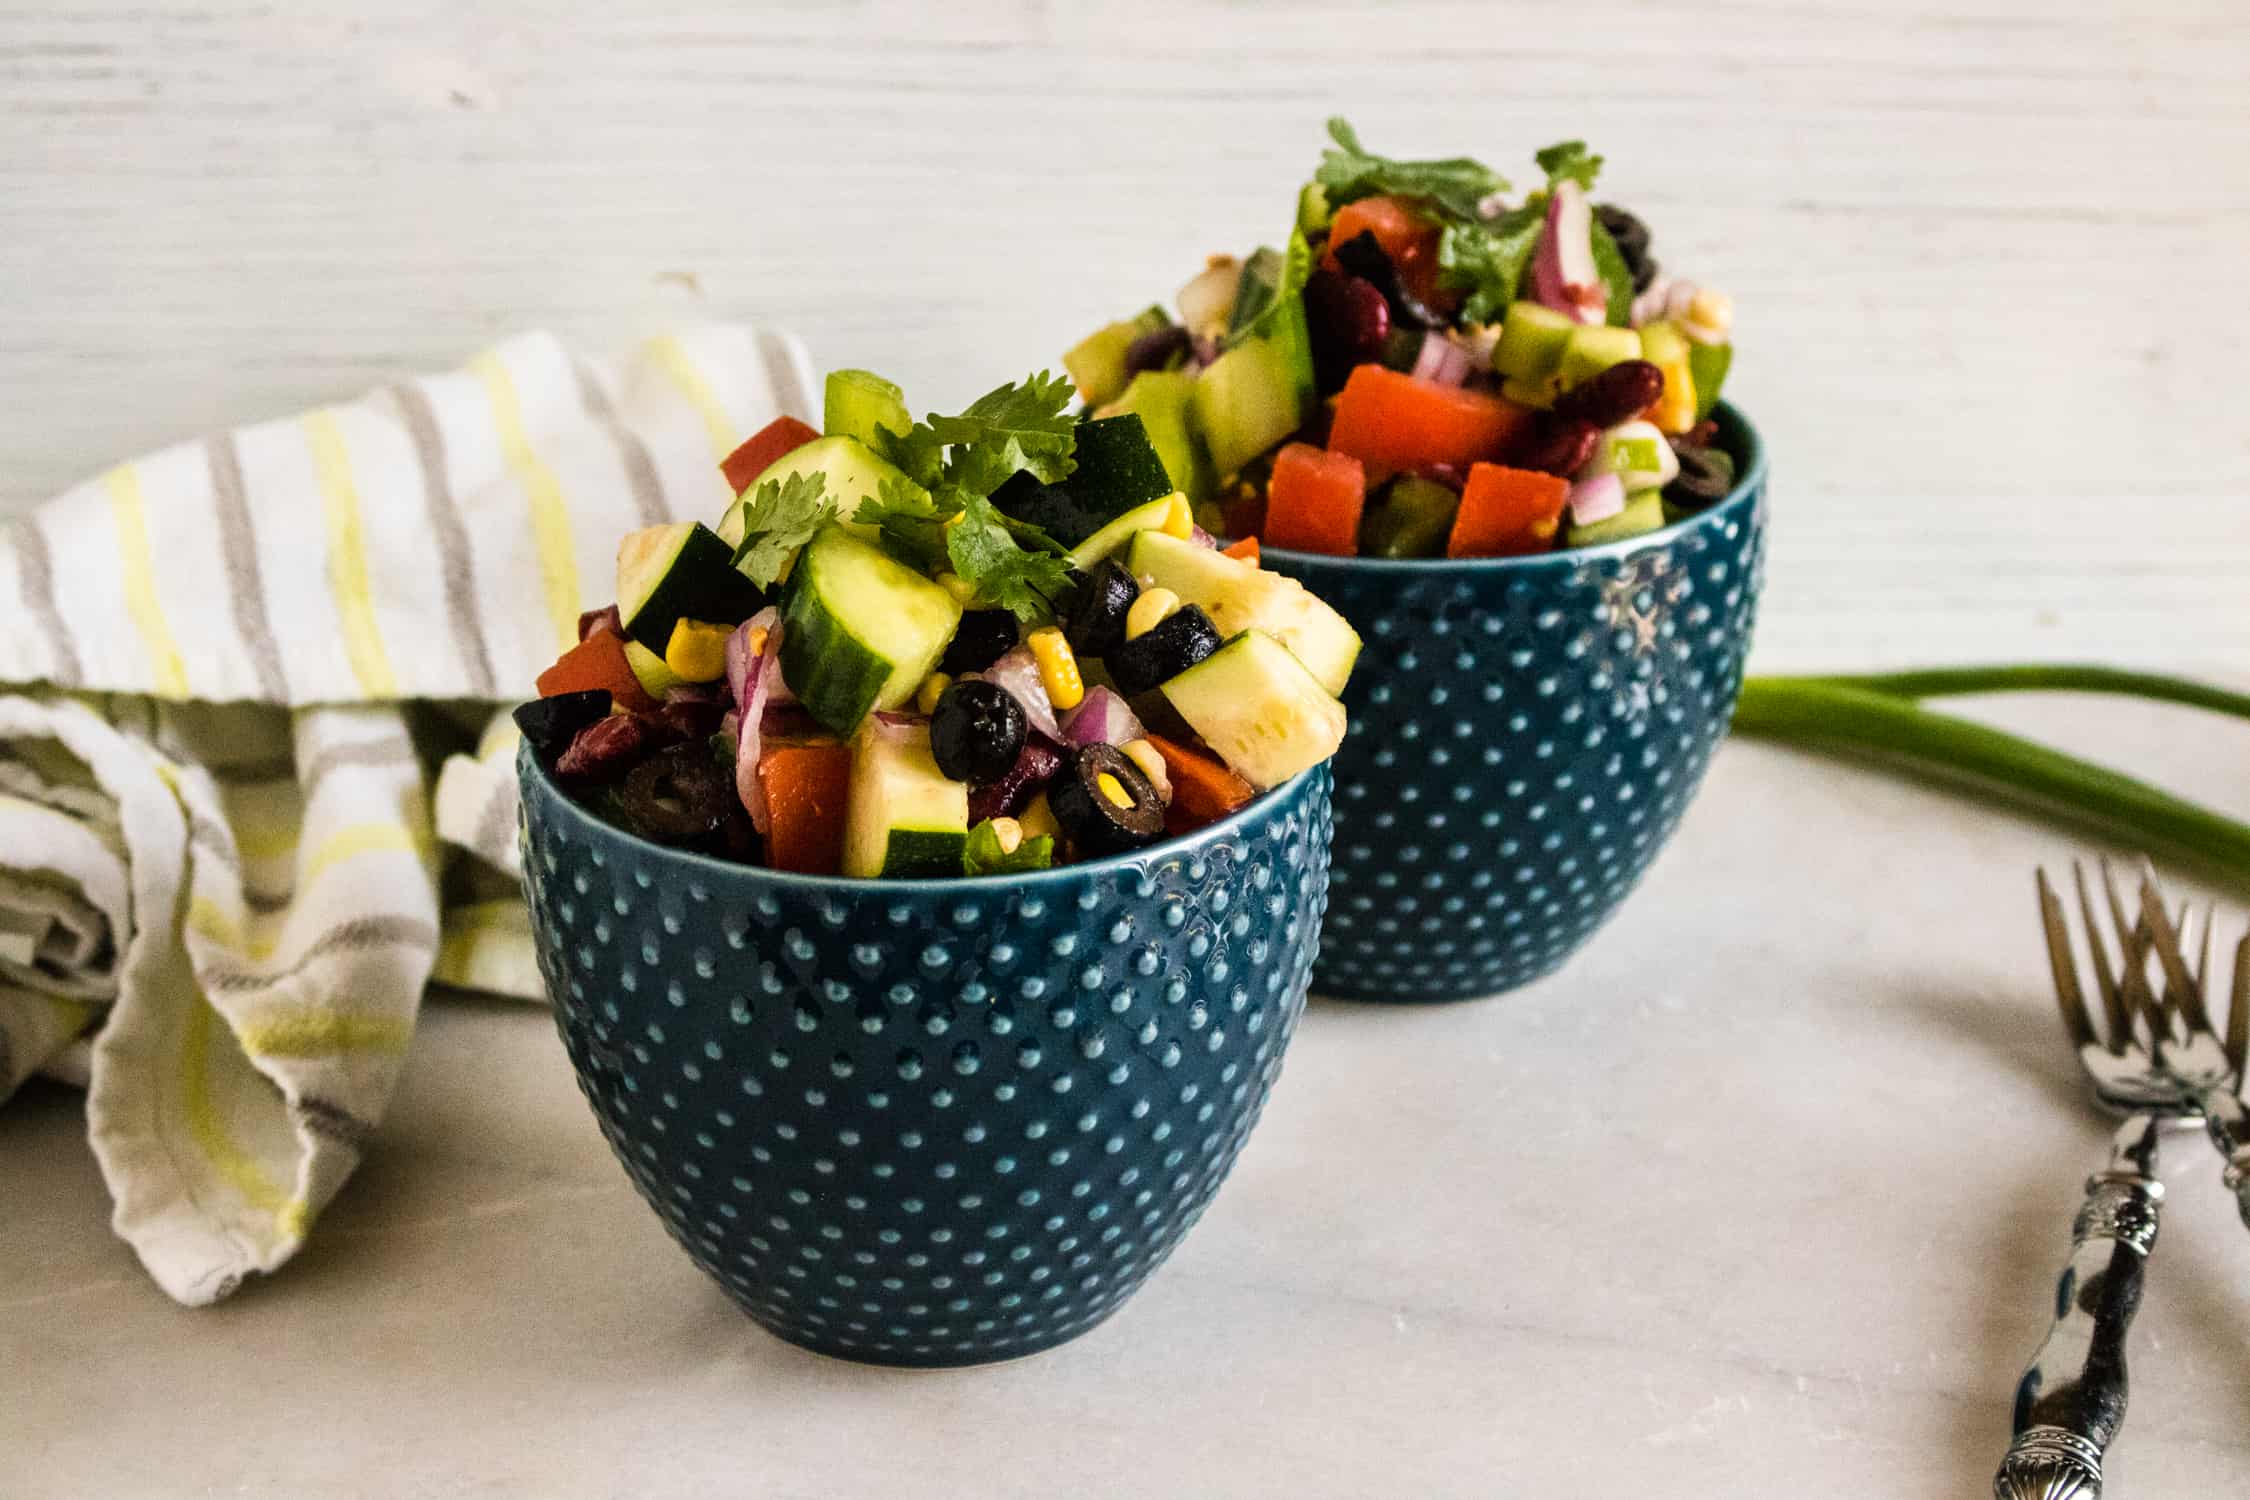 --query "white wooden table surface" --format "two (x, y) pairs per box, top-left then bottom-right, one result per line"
(4, 4), (2248, 1496)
